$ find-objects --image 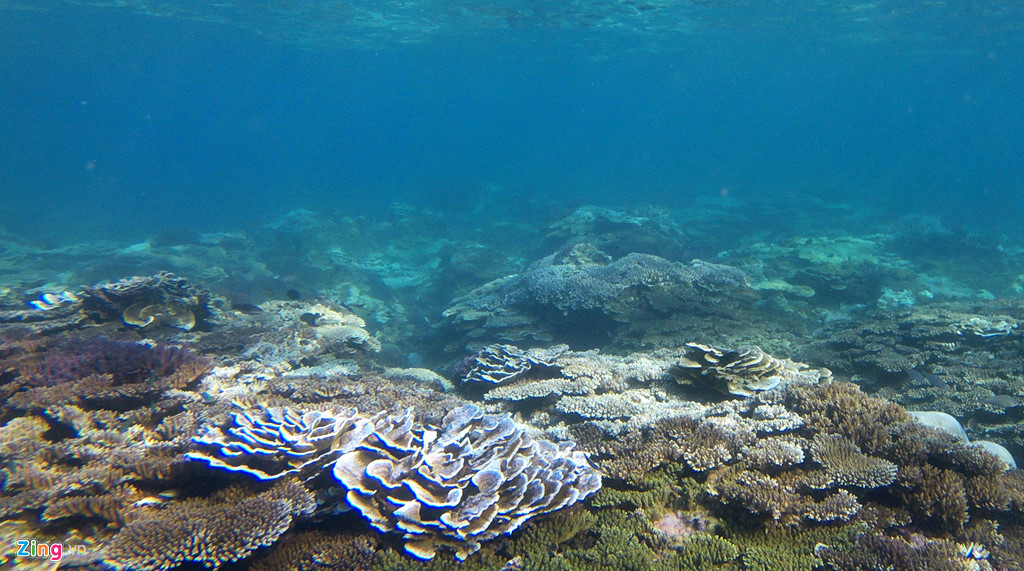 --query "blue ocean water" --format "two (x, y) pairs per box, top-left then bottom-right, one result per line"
(2, 1), (1022, 241)
(6, 4), (1024, 569)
